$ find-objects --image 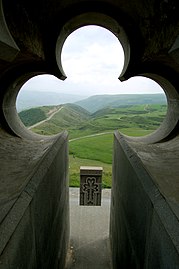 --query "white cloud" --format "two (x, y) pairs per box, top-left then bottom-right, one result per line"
(20, 74), (62, 92)
(21, 25), (164, 96)
(61, 26), (124, 85)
